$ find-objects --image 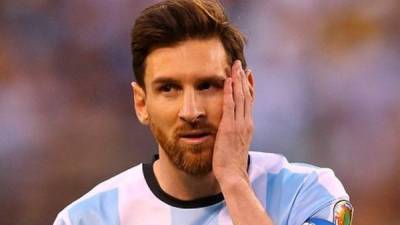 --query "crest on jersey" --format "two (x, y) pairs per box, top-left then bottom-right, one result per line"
(334, 200), (353, 225)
